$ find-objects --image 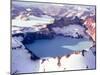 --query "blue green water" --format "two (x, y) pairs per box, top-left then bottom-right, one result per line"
(25, 36), (93, 57)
